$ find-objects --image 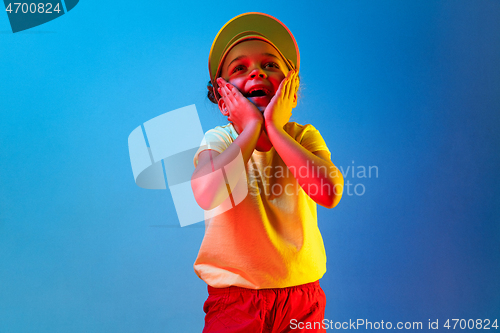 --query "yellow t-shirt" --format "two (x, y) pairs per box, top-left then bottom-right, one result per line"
(193, 122), (330, 289)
